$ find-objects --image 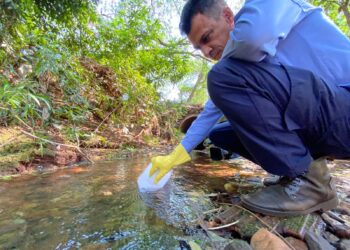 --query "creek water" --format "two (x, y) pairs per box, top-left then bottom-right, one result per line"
(0, 157), (243, 249)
